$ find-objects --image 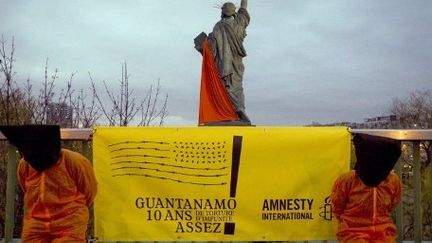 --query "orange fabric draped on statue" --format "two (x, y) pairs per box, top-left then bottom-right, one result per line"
(199, 39), (239, 125)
